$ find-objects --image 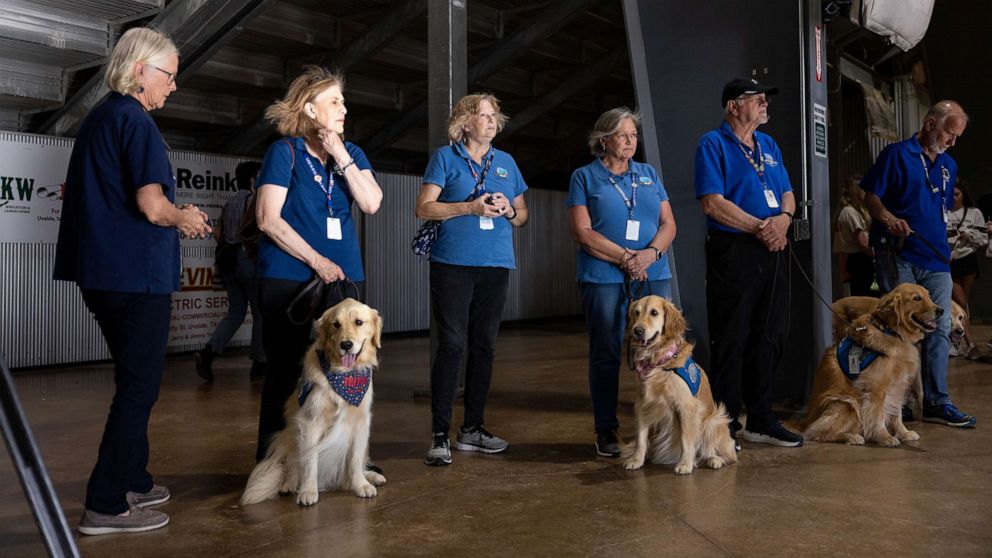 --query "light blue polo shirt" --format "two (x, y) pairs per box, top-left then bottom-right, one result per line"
(694, 121), (793, 232)
(566, 158), (672, 284)
(860, 135), (956, 272)
(256, 137), (372, 282)
(422, 142), (528, 269)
